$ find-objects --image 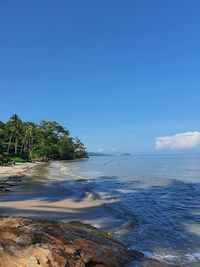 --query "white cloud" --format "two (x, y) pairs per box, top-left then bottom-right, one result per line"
(98, 148), (104, 153)
(155, 131), (200, 150)
(112, 147), (117, 152)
